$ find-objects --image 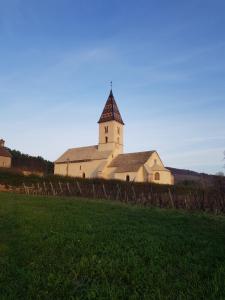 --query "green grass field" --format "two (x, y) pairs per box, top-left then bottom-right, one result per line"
(0, 193), (225, 299)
